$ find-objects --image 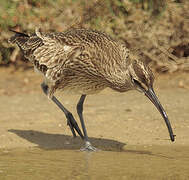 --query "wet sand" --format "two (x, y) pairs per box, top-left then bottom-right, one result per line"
(0, 67), (189, 179)
(0, 146), (189, 180)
